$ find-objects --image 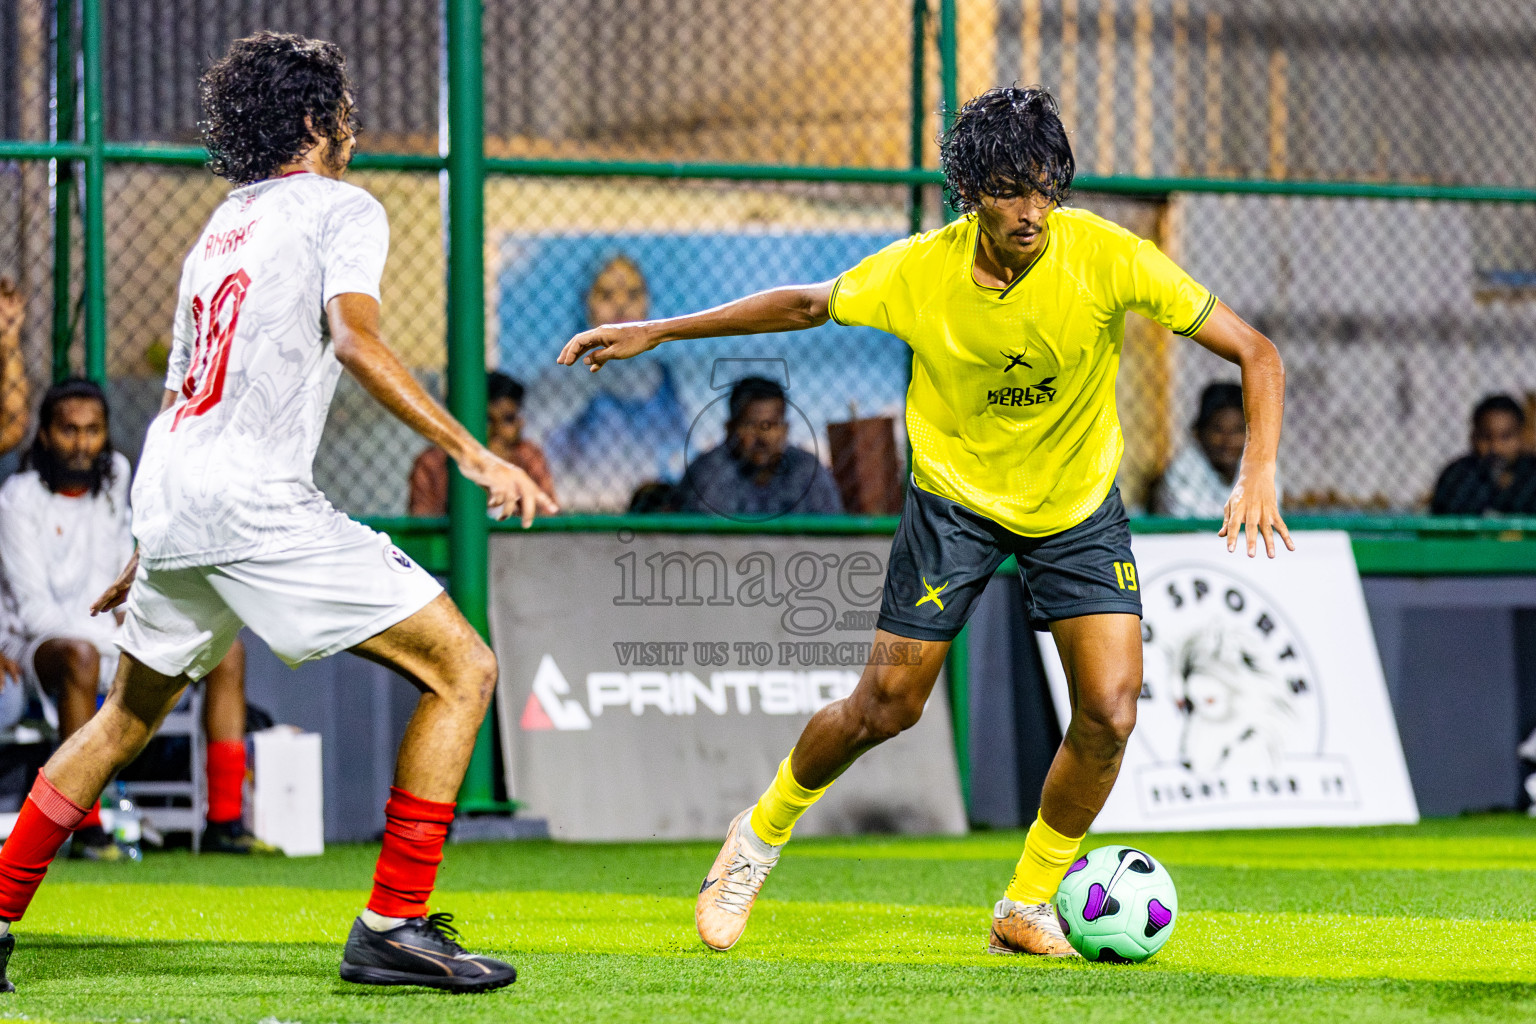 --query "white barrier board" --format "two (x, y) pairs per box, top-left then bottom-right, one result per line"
(490, 532), (967, 842)
(1039, 531), (1418, 831)
(252, 728), (325, 856)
